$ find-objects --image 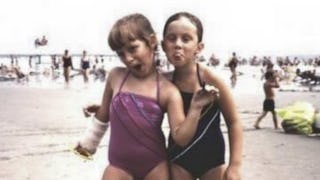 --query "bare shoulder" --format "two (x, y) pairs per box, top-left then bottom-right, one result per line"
(199, 64), (225, 88)
(159, 74), (179, 94)
(109, 67), (126, 76)
(105, 67), (127, 89)
(158, 74), (181, 110)
(108, 67), (126, 80)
